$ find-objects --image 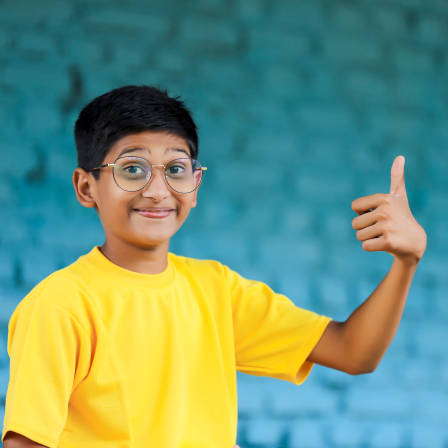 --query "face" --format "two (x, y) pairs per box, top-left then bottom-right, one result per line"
(73, 131), (200, 250)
